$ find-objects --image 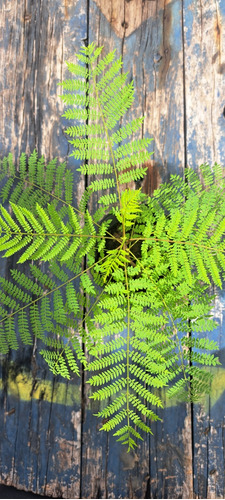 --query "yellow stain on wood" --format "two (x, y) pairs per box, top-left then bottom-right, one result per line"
(0, 372), (80, 406)
(164, 367), (225, 409)
(0, 366), (224, 408)
(209, 366), (225, 406)
(92, 0), (158, 38)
